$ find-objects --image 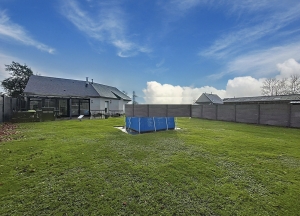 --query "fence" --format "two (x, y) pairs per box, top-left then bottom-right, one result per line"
(0, 95), (18, 123)
(125, 104), (300, 128)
